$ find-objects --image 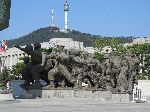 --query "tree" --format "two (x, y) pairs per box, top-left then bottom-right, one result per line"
(93, 38), (150, 80)
(0, 67), (11, 88)
(113, 45), (127, 56)
(94, 52), (104, 62)
(10, 62), (25, 80)
(126, 43), (150, 80)
(0, 62), (25, 88)
(93, 38), (127, 60)
(94, 38), (123, 50)
(94, 38), (106, 51)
